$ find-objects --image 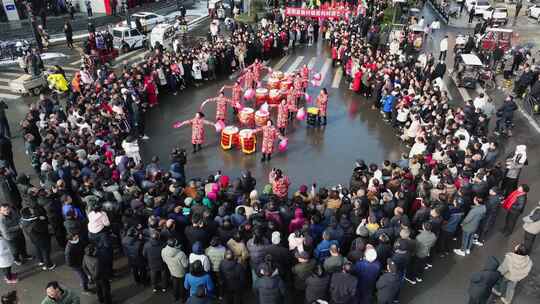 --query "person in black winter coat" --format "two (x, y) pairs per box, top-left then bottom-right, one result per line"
(20, 206), (55, 270)
(122, 227), (147, 284)
(253, 263), (287, 304)
(65, 233), (89, 291)
(83, 244), (112, 304)
(376, 259), (402, 304)
(185, 215), (210, 251)
(239, 170), (256, 195)
(329, 263), (358, 304)
(219, 250), (247, 304)
(467, 256), (501, 304)
(143, 230), (168, 292)
(305, 264), (330, 304)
